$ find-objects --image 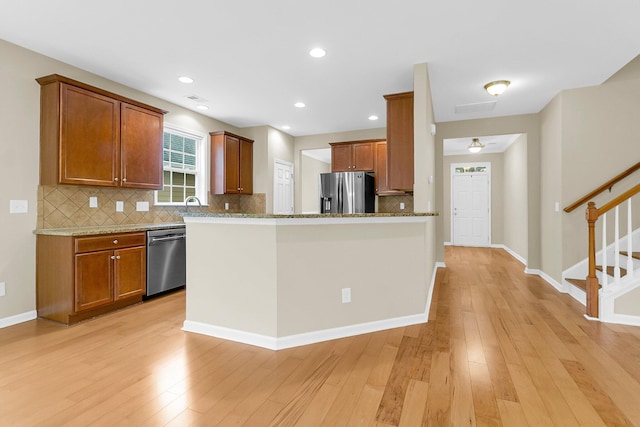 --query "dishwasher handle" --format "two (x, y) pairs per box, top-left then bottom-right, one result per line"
(149, 234), (185, 245)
